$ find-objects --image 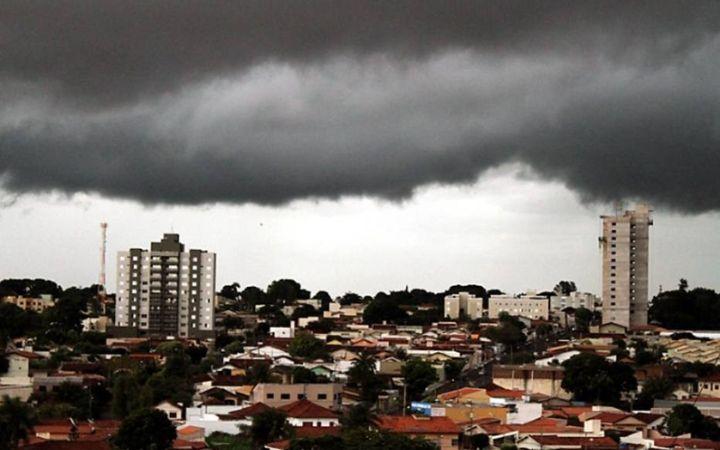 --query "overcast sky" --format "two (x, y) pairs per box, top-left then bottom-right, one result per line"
(1, 2), (719, 296)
